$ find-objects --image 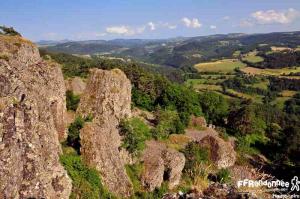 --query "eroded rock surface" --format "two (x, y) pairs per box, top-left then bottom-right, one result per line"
(0, 35), (71, 198)
(186, 128), (236, 169)
(198, 135), (236, 168)
(78, 68), (133, 197)
(65, 76), (86, 95)
(141, 140), (185, 191)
